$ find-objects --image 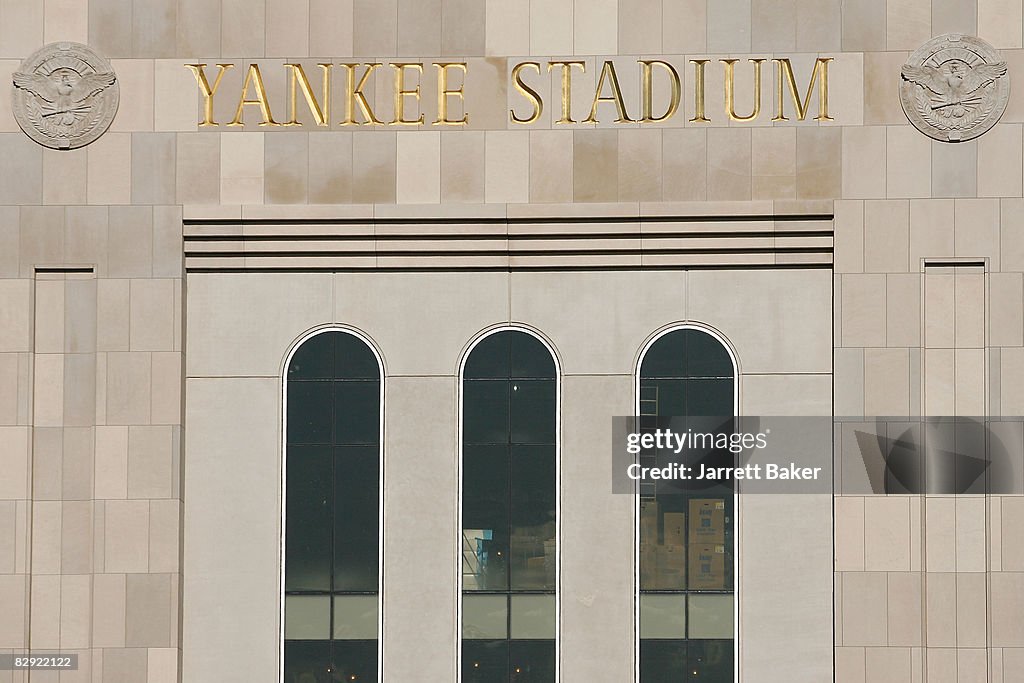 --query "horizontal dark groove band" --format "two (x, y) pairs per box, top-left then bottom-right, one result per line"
(923, 260), (987, 268)
(185, 248), (832, 259)
(184, 230), (834, 242)
(185, 263), (832, 274)
(34, 266), (95, 273)
(185, 213), (833, 228)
